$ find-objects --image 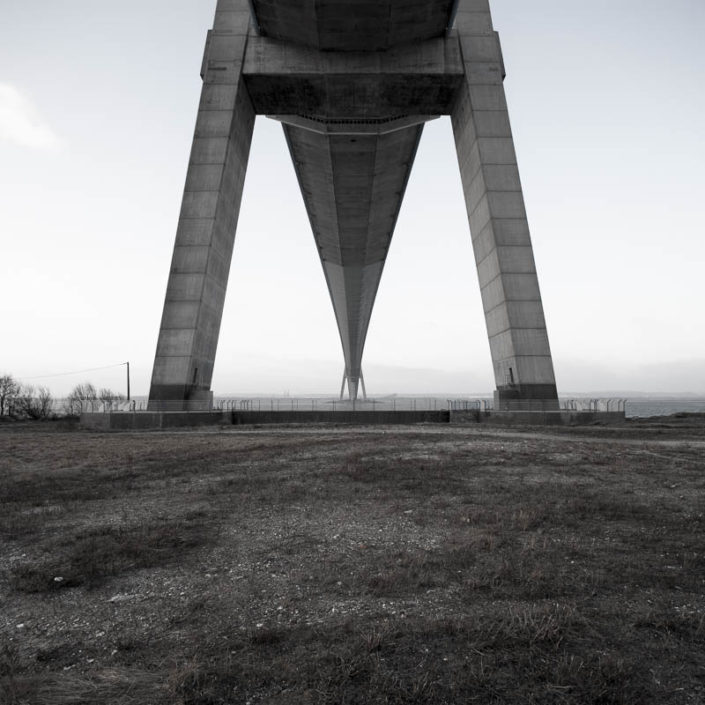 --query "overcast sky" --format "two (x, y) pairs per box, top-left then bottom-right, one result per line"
(1, 0), (704, 397)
